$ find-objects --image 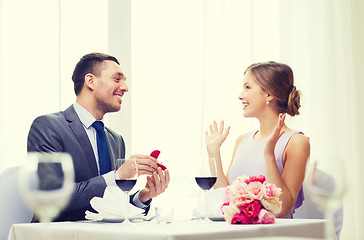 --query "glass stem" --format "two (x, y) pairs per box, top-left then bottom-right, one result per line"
(324, 208), (336, 240)
(125, 191), (129, 222)
(204, 190), (208, 220)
